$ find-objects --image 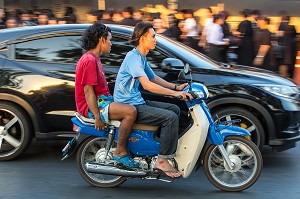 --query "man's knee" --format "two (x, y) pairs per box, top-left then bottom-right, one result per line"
(170, 104), (180, 116)
(165, 111), (179, 124)
(126, 105), (137, 119)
